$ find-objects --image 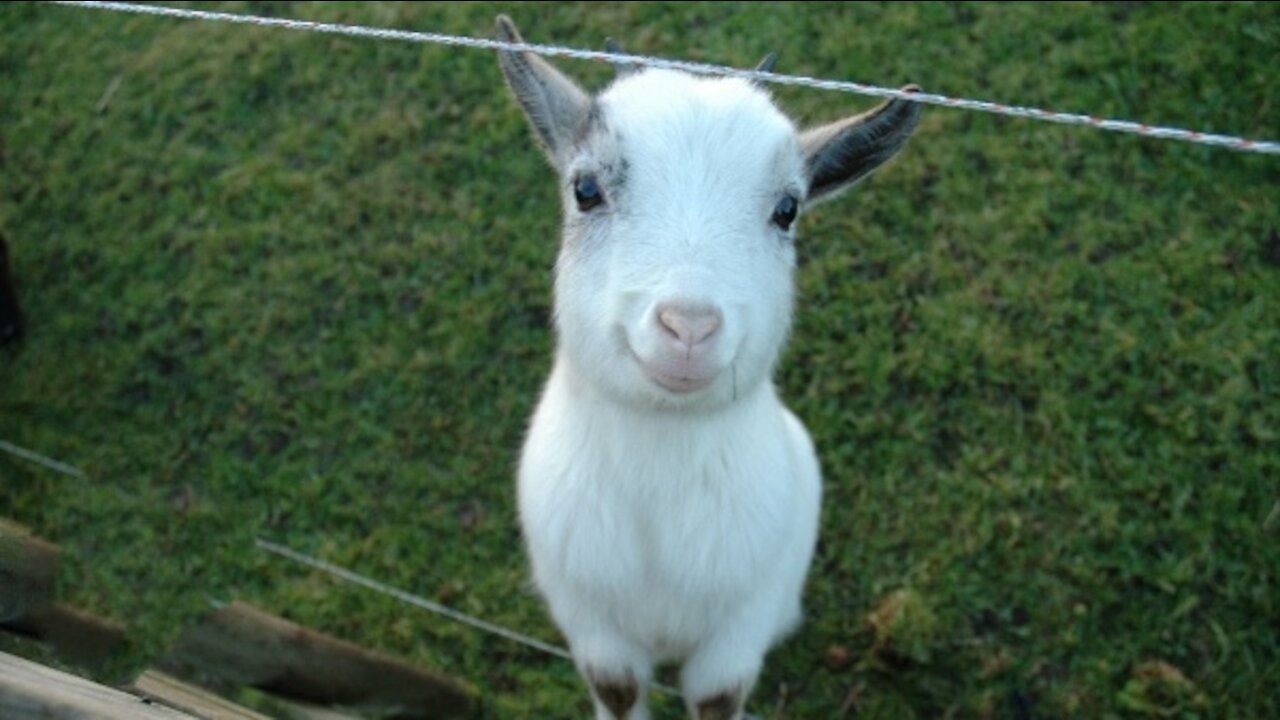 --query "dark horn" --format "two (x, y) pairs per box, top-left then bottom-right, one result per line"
(755, 52), (778, 74)
(604, 37), (639, 78)
(752, 52), (778, 88)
